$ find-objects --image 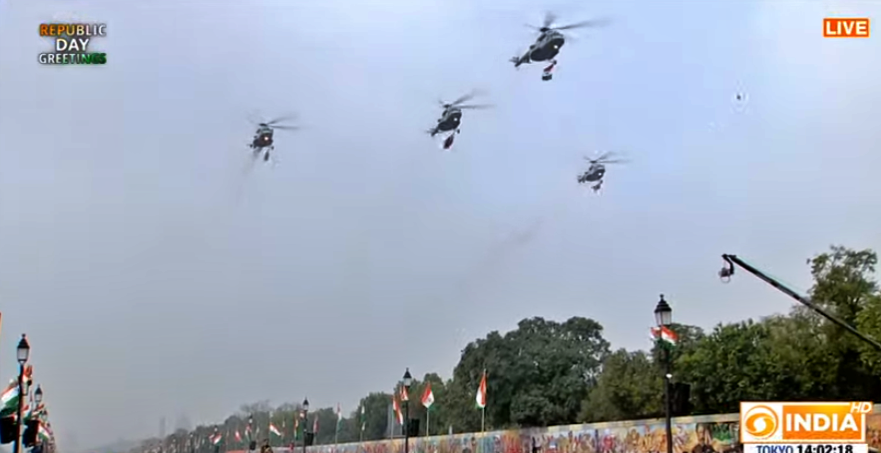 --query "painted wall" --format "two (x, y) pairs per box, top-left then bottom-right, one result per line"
(303, 411), (881, 453)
